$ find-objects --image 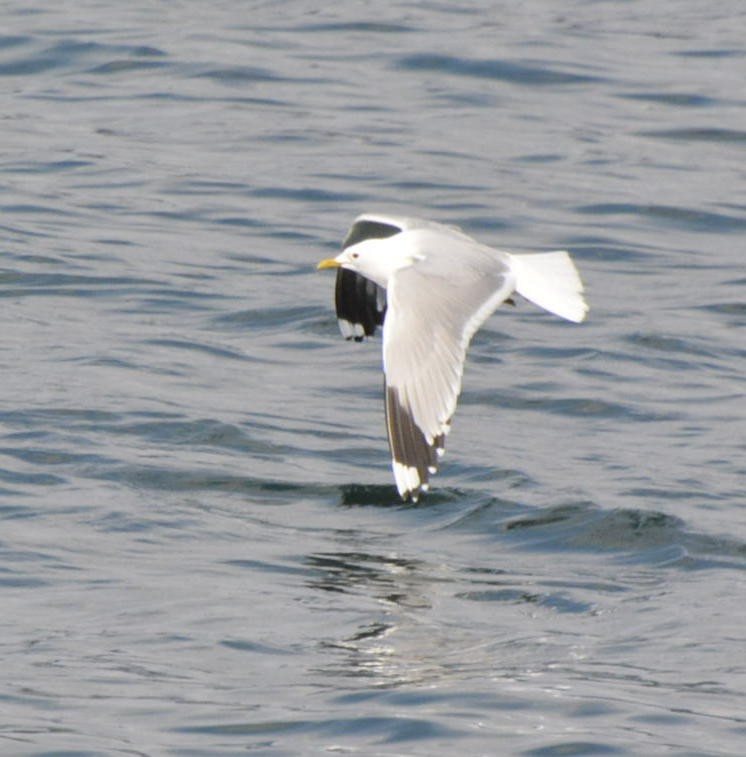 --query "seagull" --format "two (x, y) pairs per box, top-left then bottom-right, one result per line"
(318, 213), (587, 502)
